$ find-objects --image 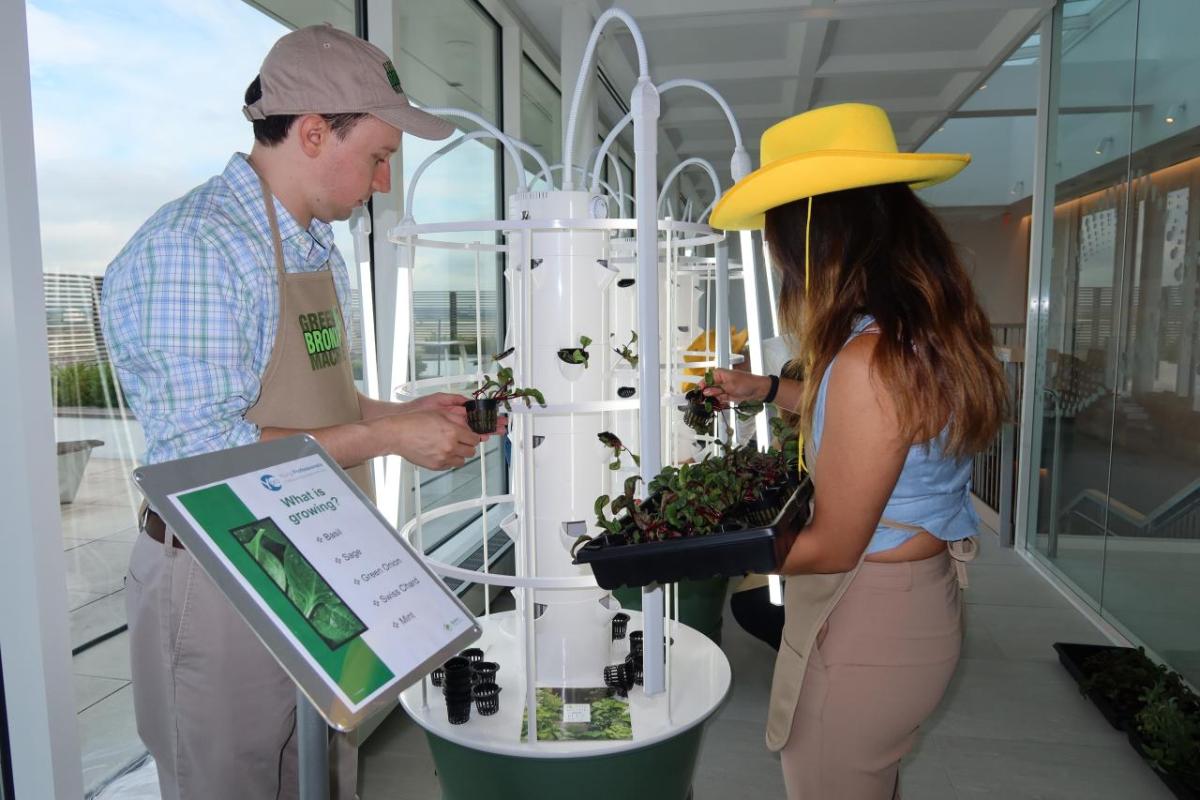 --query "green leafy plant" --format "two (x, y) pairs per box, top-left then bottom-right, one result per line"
(598, 431), (640, 470)
(557, 335), (593, 368)
(682, 369), (723, 435)
(1135, 677), (1200, 789)
(471, 349), (545, 410)
(51, 361), (124, 408)
(581, 434), (799, 552)
(1080, 647), (1165, 720)
(611, 331), (638, 368)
